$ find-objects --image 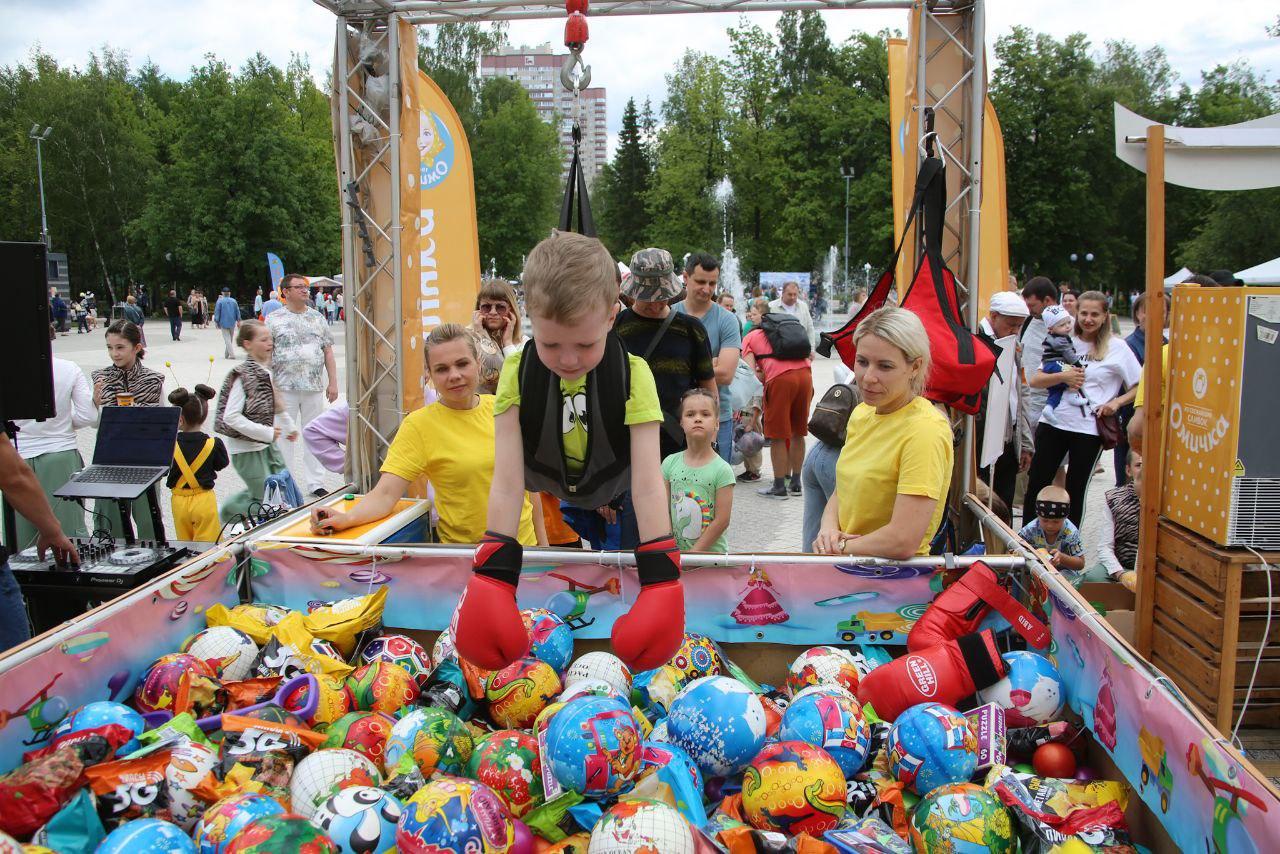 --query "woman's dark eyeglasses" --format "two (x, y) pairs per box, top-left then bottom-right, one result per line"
(478, 302), (511, 315)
